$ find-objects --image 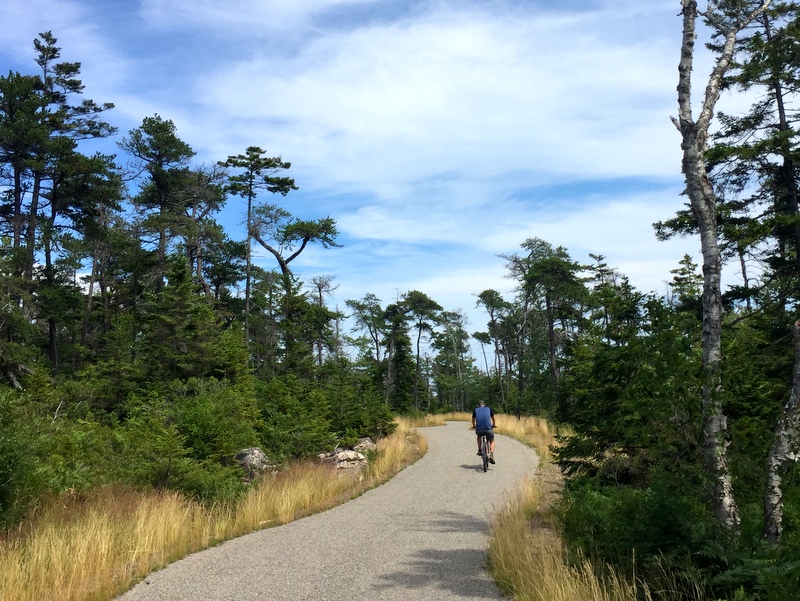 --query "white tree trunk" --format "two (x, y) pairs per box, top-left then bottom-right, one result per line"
(673, 0), (773, 531)
(763, 320), (800, 545)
